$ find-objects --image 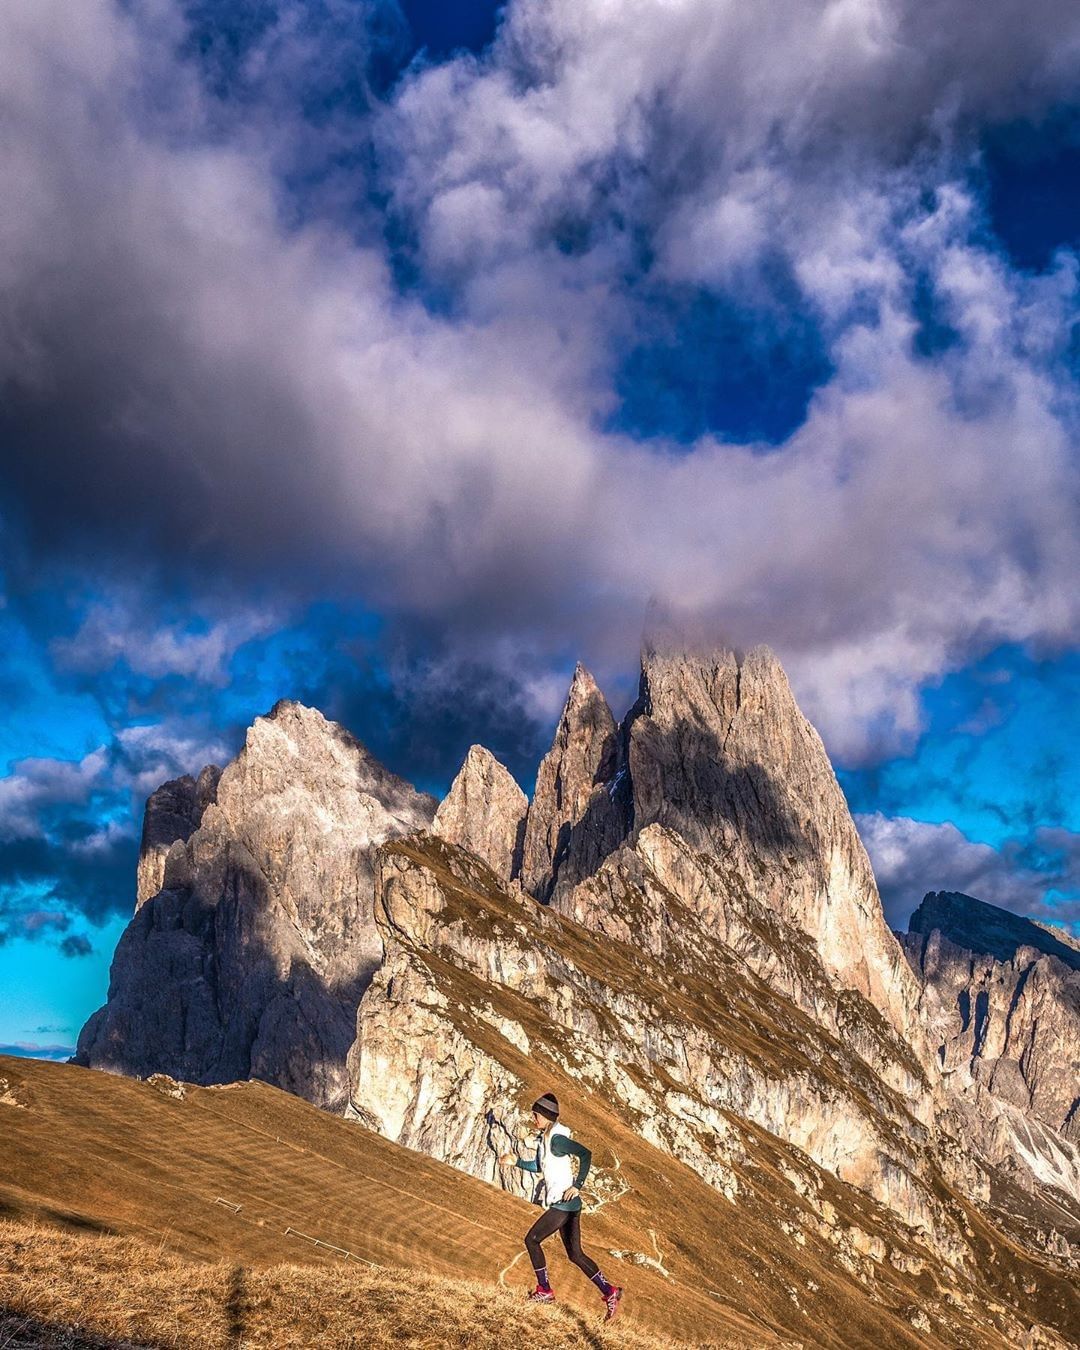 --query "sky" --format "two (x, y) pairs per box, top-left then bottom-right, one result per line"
(1, 0), (1079, 1057)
